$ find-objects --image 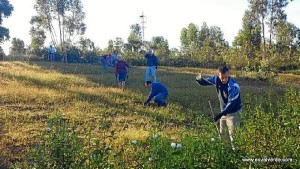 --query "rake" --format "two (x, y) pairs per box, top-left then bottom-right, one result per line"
(208, 100), (221, 140)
